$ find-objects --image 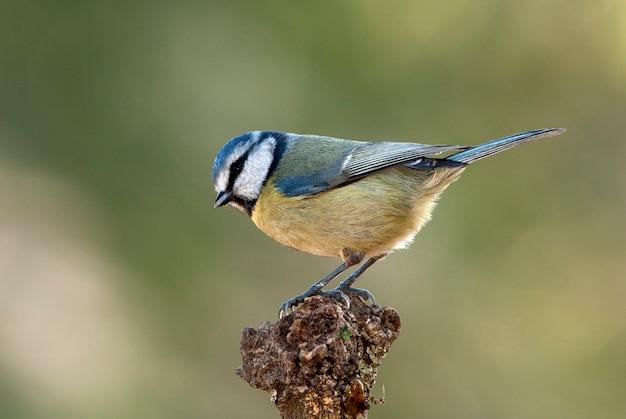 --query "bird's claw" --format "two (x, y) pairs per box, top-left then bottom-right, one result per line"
(322, 288), (352, 310)
(336, 286), (376, 306)
(278, 297), (303, 319)
(278, 288), (353, 319)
